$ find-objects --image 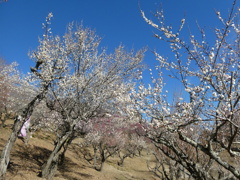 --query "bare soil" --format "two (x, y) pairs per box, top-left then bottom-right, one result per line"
(0, 120), (157, 180)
